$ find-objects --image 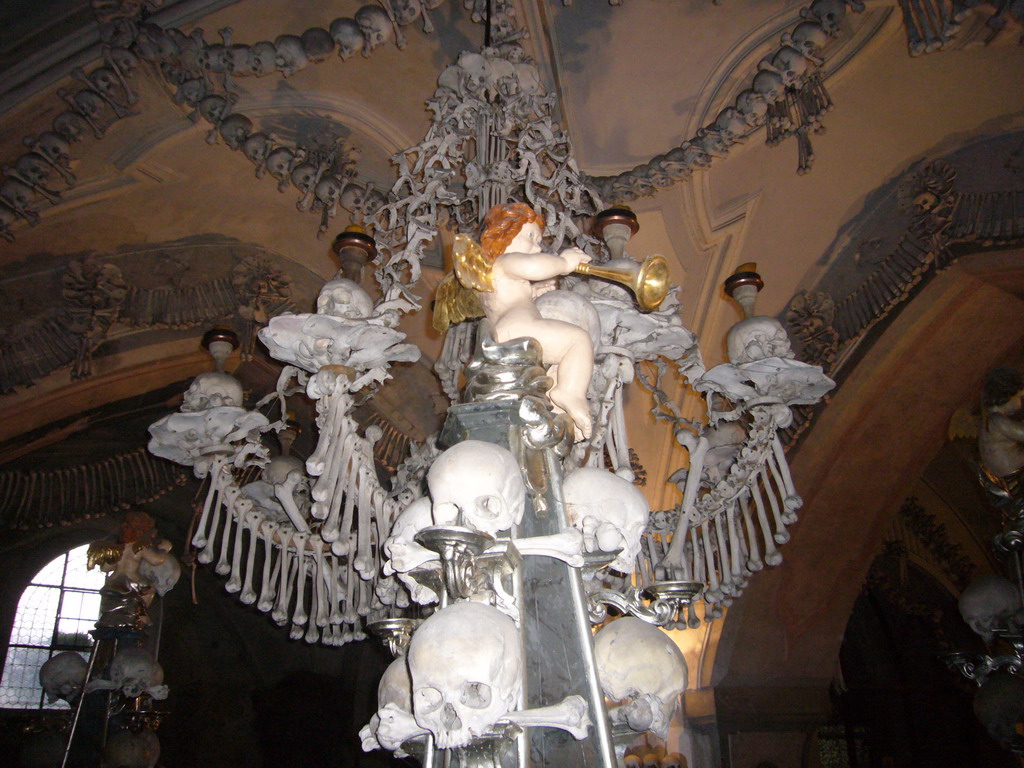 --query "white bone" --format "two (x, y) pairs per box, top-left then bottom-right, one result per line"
(499, 694), (591, 740)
